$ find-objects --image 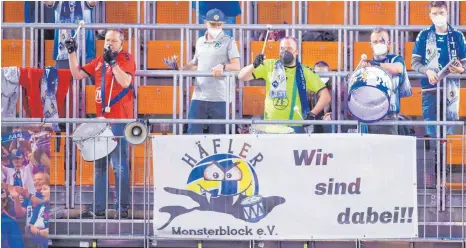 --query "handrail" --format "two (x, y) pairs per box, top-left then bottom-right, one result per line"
(3, 23), (466, 31)
(2, 117), (464, 127)
(134, 70), (466, 79)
